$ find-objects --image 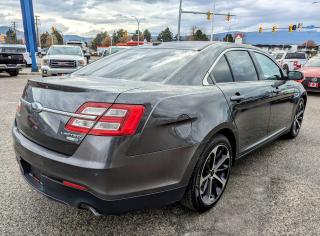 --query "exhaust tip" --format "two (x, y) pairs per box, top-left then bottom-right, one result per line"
(81, 204), (102, 217)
